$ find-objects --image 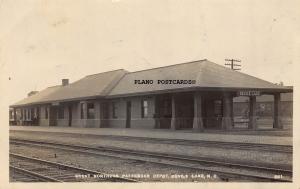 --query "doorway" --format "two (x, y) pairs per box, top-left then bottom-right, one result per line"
(100, 102), (109, 127)
(126, 101), (131, 128)
(68, 105), (72, 127)
(203, 97), (223, 129)
(158, 94), (172, 129)
(176, 93), (194, 129)
(49, 106), (58, 126)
